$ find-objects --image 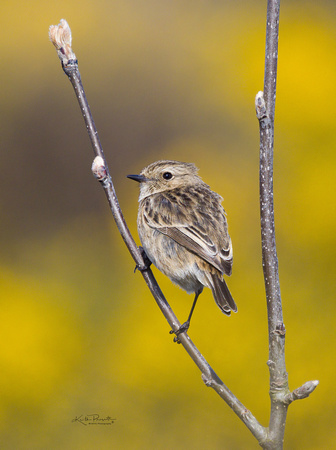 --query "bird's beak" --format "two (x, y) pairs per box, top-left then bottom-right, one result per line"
(127, 174), (149, 183)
